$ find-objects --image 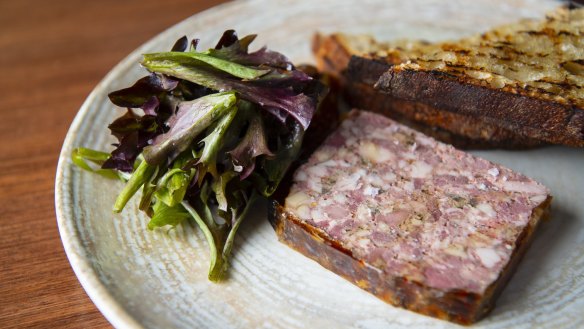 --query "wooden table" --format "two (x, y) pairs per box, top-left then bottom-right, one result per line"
(0, 1), (227, 327)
